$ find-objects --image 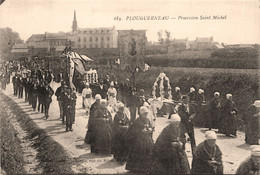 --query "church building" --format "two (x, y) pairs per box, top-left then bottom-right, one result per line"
(68, 10), (118, 49)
